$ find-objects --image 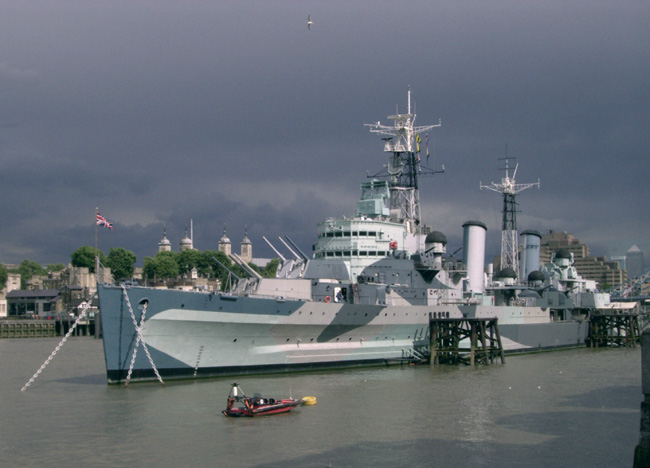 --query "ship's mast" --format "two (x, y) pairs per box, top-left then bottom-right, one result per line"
(480, 154), (540, 279)
(365, 86), (441, 231)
